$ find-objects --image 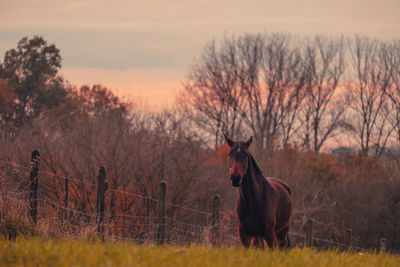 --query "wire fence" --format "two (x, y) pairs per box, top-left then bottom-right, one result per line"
(0, 156), (386, 251)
